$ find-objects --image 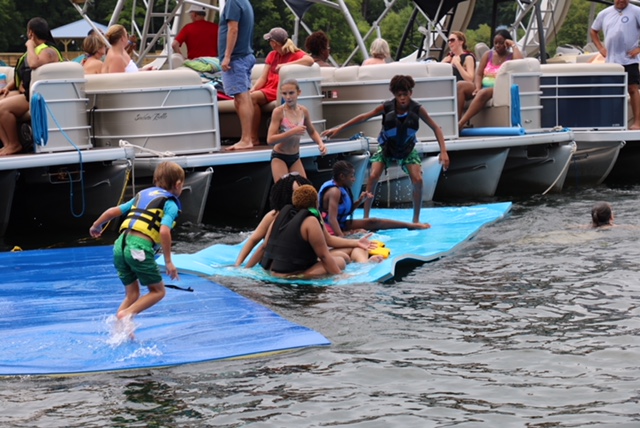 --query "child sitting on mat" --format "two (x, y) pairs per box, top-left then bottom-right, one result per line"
(90, 161), (184, 323)
(318, 160), (431, 237)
